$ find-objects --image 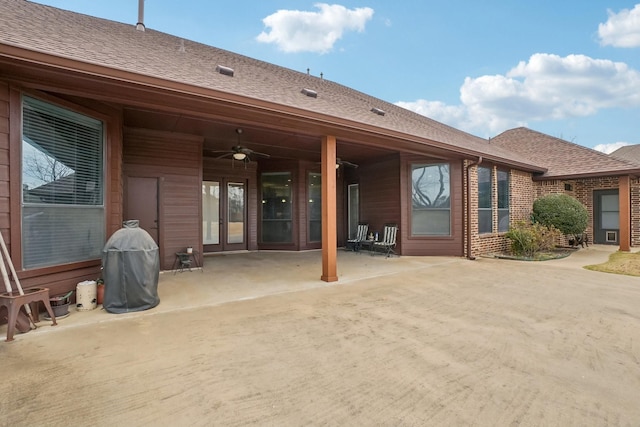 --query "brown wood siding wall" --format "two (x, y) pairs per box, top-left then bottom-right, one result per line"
(202, 157), (258, 251)
(0, 82), (9, 255)
(400, 155), (464, 256)
(358, 156), (401, 249)
(123, 128), (202, 270)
